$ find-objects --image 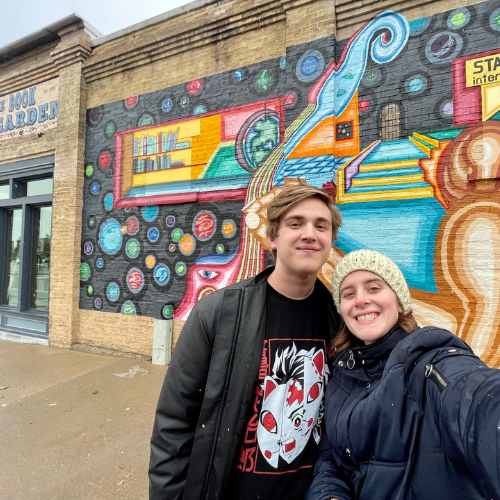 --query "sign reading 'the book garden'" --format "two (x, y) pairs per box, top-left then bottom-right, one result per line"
(0, 78), (58, 140)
